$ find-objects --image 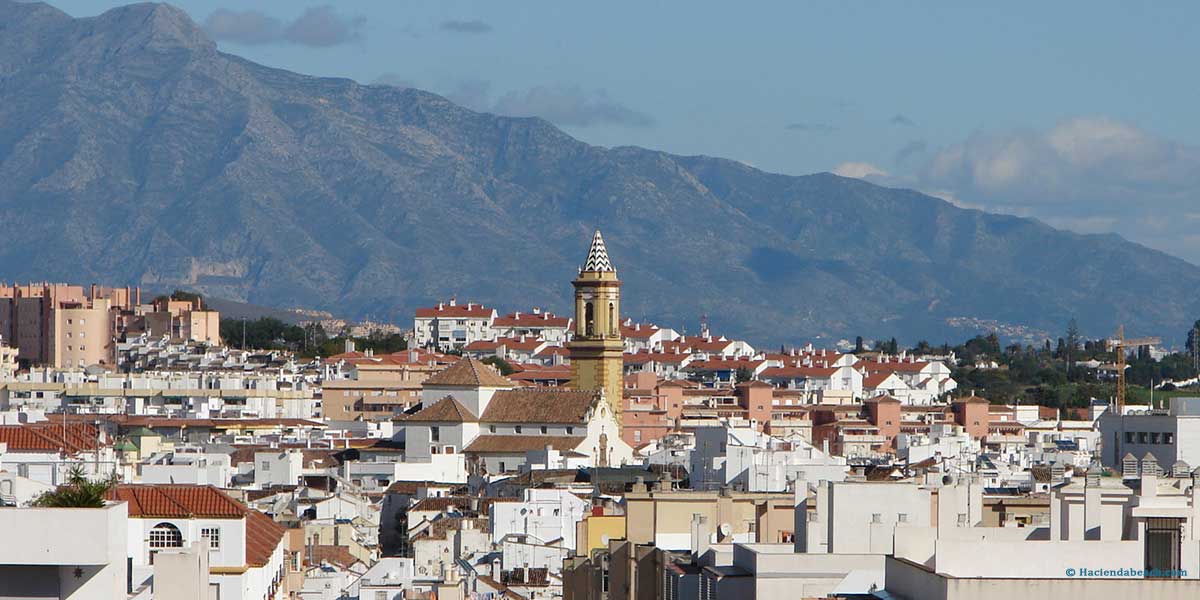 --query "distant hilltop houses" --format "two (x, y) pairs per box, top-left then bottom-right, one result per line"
(3, 229), (1185, 600)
